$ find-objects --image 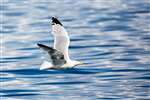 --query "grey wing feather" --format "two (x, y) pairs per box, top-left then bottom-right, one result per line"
(37, 43), (66, 66)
